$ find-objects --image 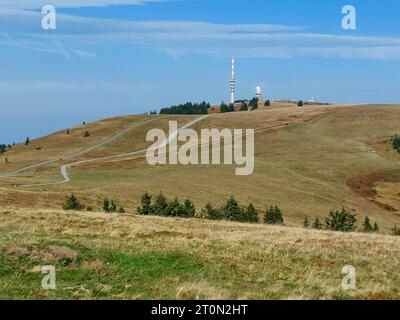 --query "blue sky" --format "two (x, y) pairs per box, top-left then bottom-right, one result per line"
(1, 0), (400, 143)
